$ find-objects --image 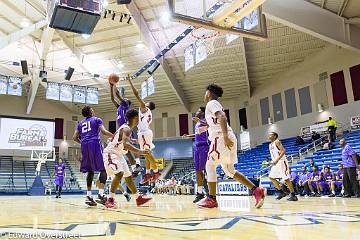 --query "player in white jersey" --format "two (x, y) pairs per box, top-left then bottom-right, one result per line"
(268, 132), (298, 201)
(197, 84), (266, 209)
(128, 76), (160, 184)
(103, 109), (152, 208)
